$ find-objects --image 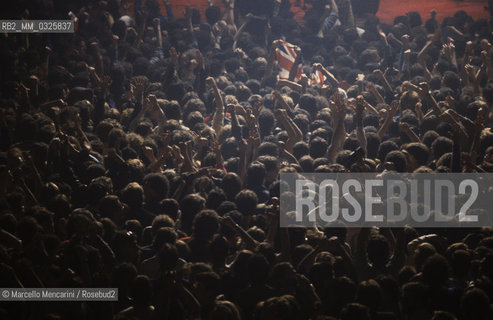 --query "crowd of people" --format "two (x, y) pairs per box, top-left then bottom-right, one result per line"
(1, 0), (493, 319)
